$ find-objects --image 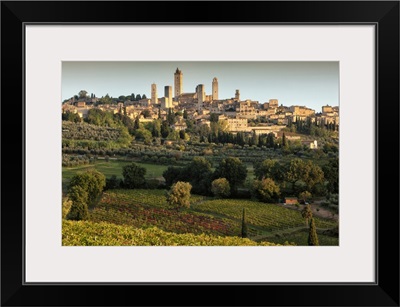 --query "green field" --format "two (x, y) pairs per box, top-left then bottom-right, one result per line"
(62, 160), (168, 192)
